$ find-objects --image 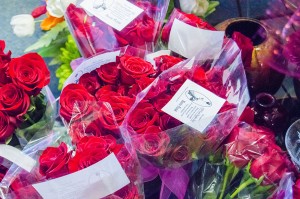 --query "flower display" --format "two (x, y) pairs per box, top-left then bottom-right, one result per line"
(65, 0), (169, 57)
